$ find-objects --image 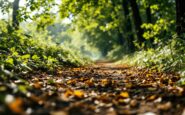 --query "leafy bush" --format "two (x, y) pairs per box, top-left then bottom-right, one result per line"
(118, 35), (185, 76)
(0, 20), (90, 78)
